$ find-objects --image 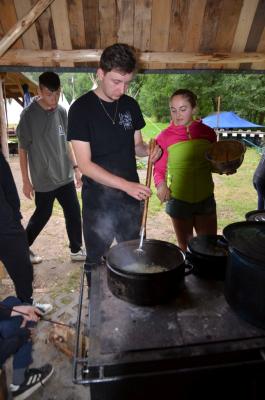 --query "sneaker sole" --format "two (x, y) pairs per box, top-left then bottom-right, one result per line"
(30, 259), (43, 265)
(13, 367), (54, 400)
(70, 257), (86, 262)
